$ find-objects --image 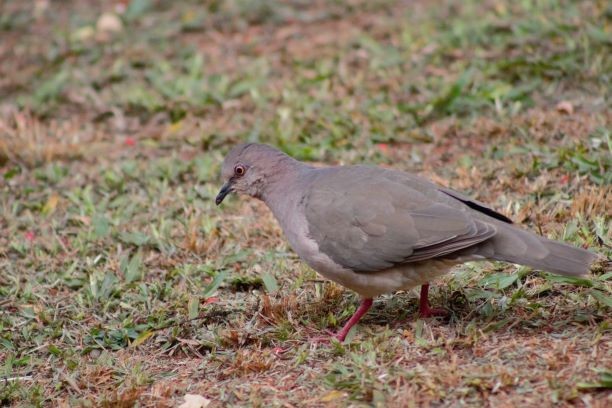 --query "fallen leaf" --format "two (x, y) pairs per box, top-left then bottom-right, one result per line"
(97, 12), (123, 33)
(73, 26), (95, 41)
(124, 137), (136, 146)
(42, 193), (60, 216)
(188, 296), (199, 319)
(320, 390), (346, 402)
(178, 394), (211, 408)
(556, 100), (573, 115)
(75, 215), (91, 226)
(131, 330), (154, 348)
(376, 143), (390, 153)
(34, 0), (50, 19)
(262, 272), (278, 293)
